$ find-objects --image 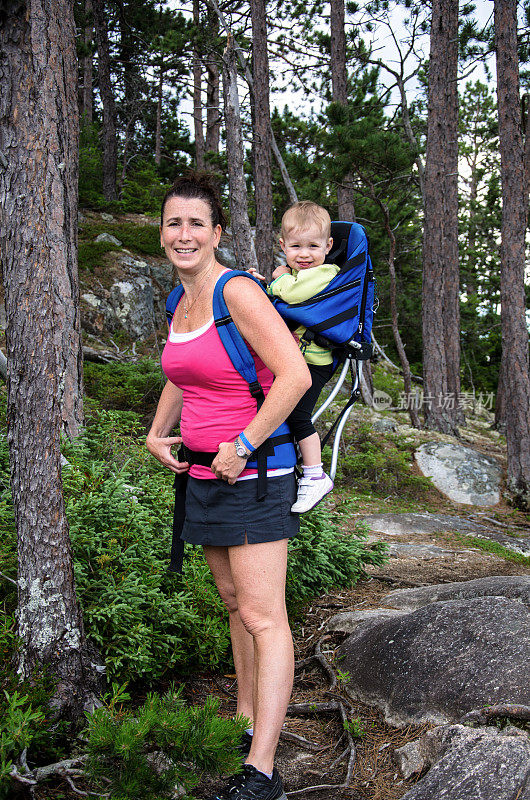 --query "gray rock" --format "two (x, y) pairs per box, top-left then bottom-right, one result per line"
(415, 441), (501, 506)
(326, 608), (406, 634)
(100, 212), (115, 222)
(95, 232), (122, 246)
(361, 512), (530, 556)
(372, 416), (397, 432)
(338, 596), (530, 726)
(382, 575), (530, 611)
(81, 292), (120, 335)
(119, 254), (150, 276)
(387, 543), (454, 560)
(109, 277), (155, 340)
(397, 724), (530, 800)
